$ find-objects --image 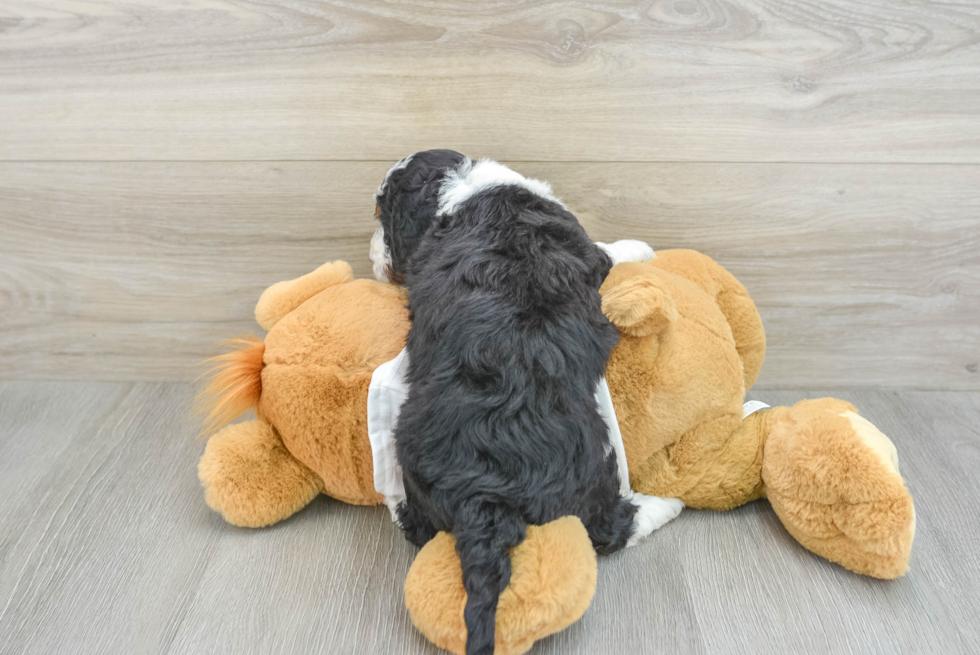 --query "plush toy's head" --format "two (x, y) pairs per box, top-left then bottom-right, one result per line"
(258, 271), (410, 506)
(598, 250), (766, 505)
